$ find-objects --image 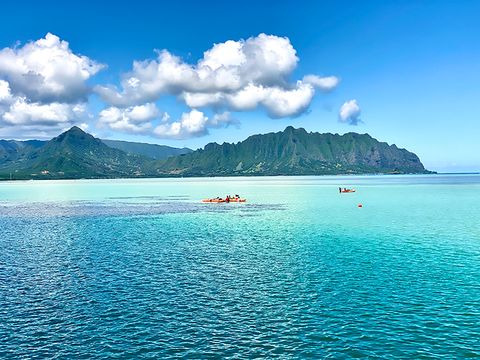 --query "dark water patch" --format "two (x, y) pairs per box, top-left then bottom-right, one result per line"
(0, 201), (285, 219)
(107, 195), (190, 201)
